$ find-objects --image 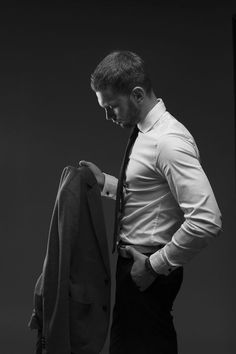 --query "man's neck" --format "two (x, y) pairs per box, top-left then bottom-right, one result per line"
(139, 92), (158, 124)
